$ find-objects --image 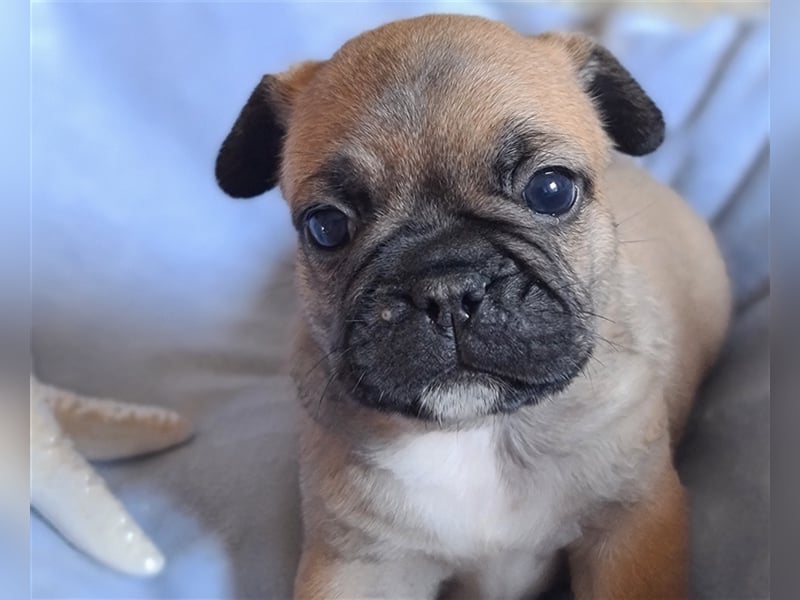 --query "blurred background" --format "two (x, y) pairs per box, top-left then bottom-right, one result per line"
(31, 2), (768, 599)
